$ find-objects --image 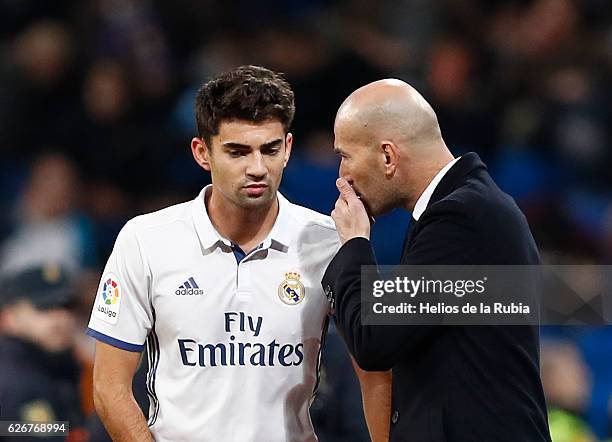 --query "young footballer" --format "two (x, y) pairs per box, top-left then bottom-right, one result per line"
(88, 66), (390, 441)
